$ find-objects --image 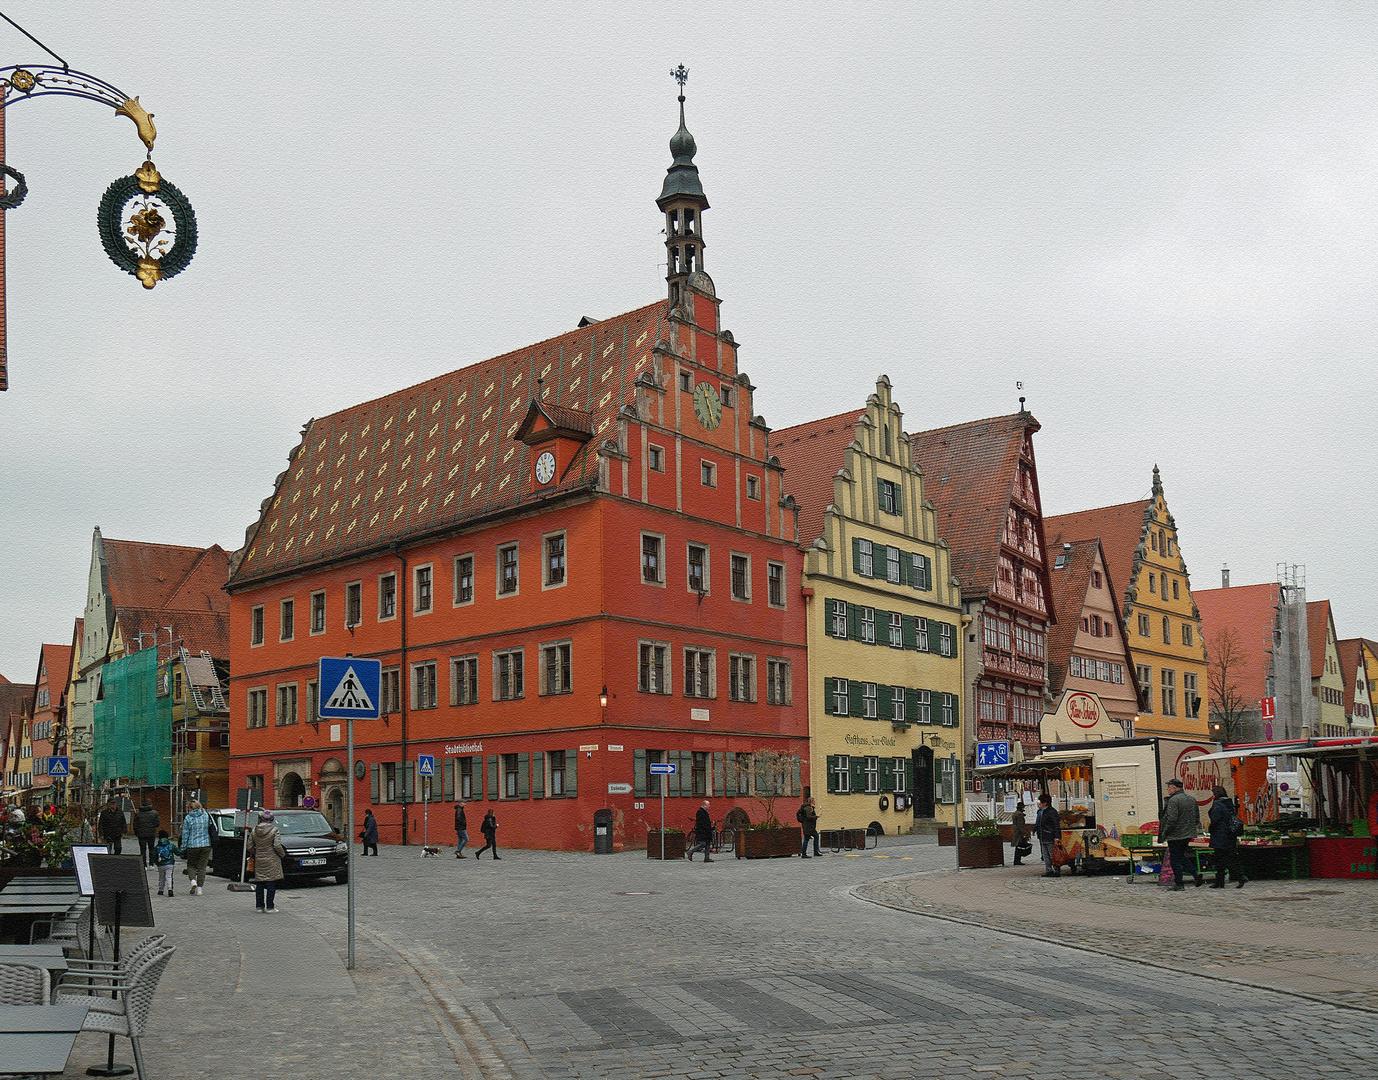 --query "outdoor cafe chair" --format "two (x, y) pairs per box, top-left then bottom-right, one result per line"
(58, 935), (166, 991)
(0, 960), (49, 1005)
(55, 946), (175, 1080)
